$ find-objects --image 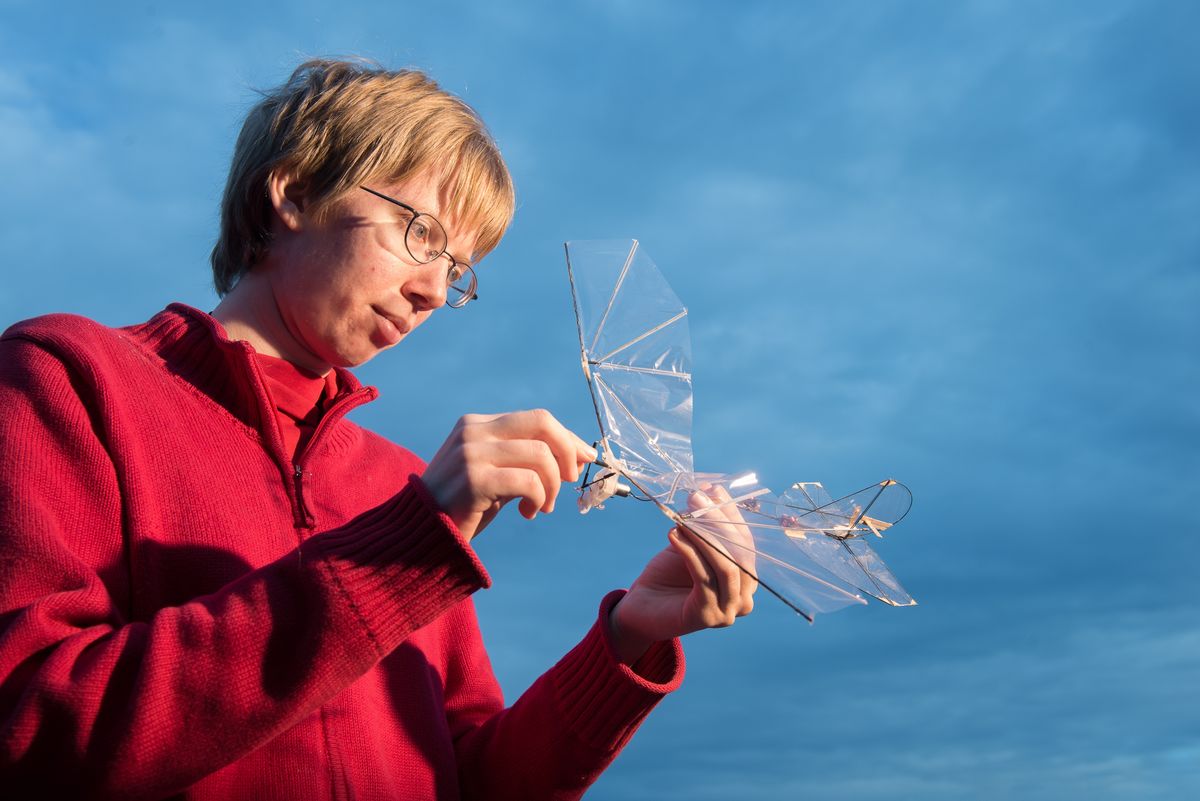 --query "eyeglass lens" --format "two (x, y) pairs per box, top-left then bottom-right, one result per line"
(446, 263), (476, 308)
(361, 187), (476, 308)
(406, 214), (448, 264)
(405, 208), (476, 309)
